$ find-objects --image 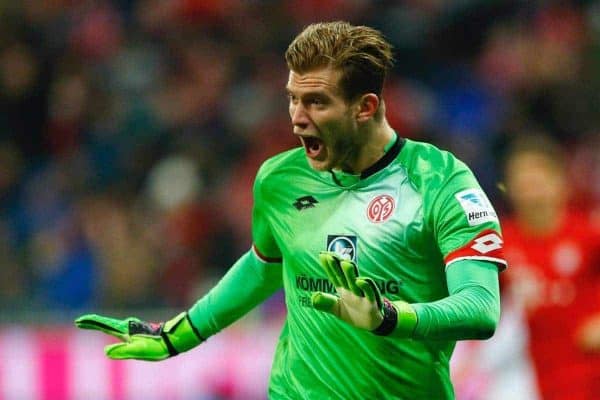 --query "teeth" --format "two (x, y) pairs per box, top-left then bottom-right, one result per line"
(300, 136), (322, 156)
(304, 137), (320, 151)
